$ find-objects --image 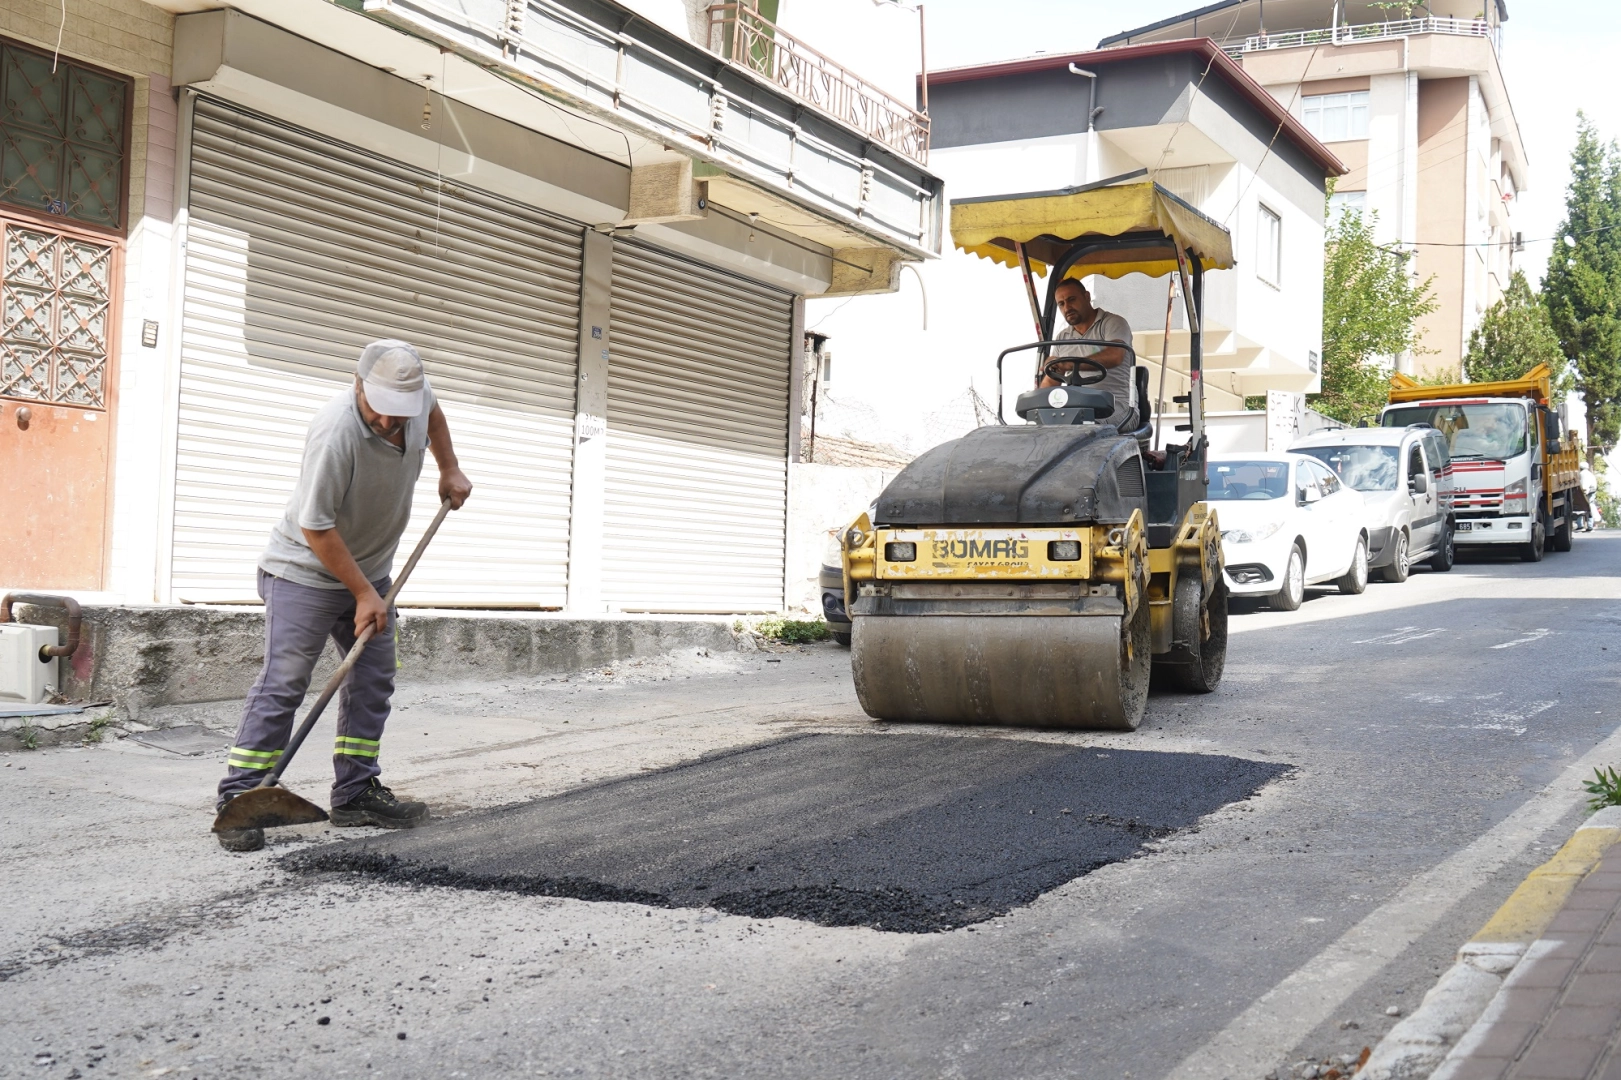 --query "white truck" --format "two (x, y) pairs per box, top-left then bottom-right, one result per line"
(1380, 364), (1583, 561)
